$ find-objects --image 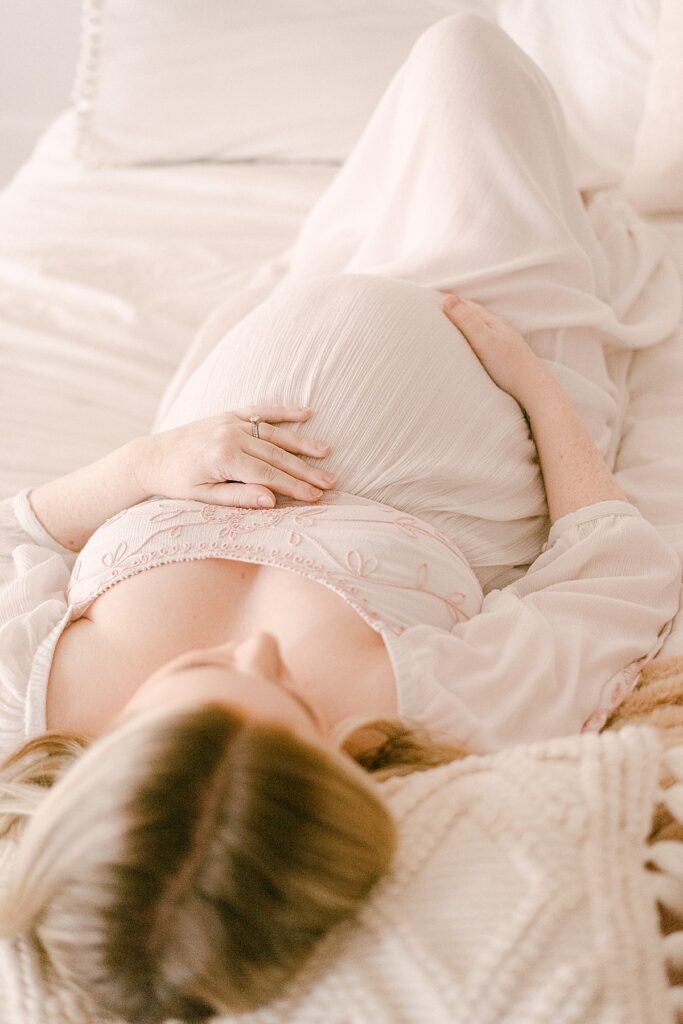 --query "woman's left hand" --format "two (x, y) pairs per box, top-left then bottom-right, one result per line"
(135, 406), (336, 508)
(440, 292), (542, 404)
